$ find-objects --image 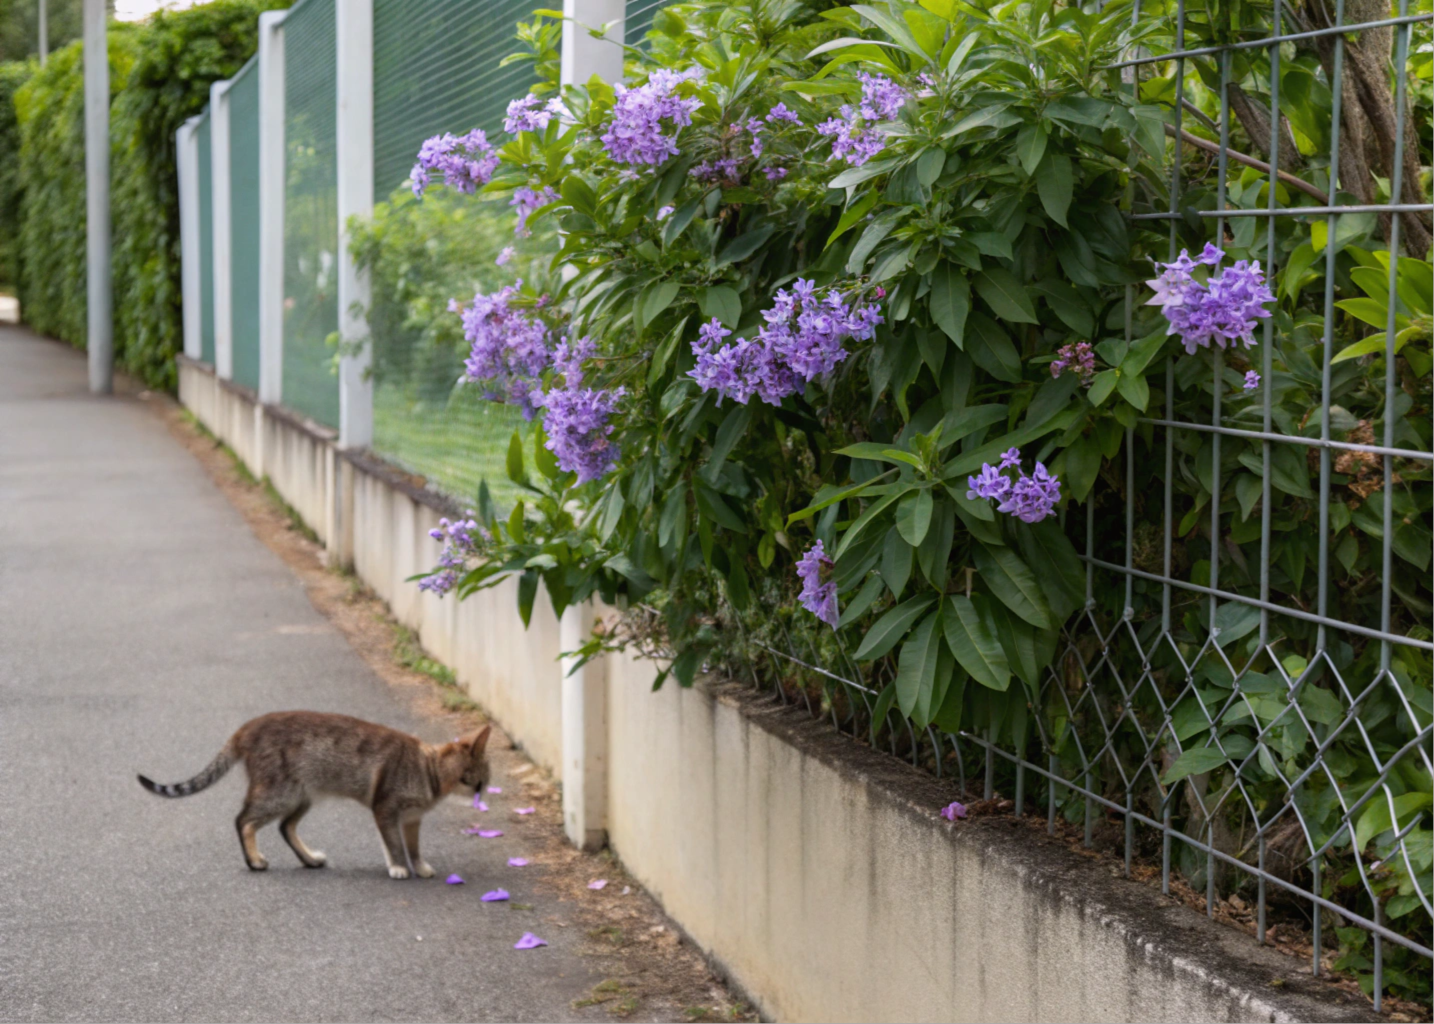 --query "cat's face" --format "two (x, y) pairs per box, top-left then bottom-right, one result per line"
(456, 725), (492, 796)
